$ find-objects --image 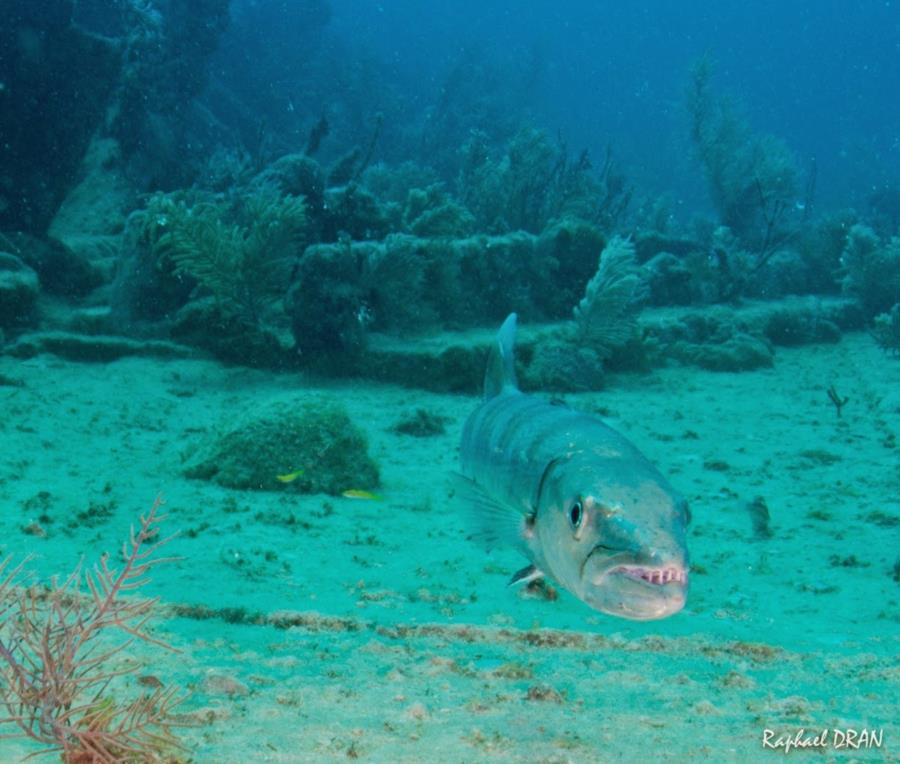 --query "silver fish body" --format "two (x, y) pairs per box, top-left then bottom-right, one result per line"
(457, 314), (689, 621)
